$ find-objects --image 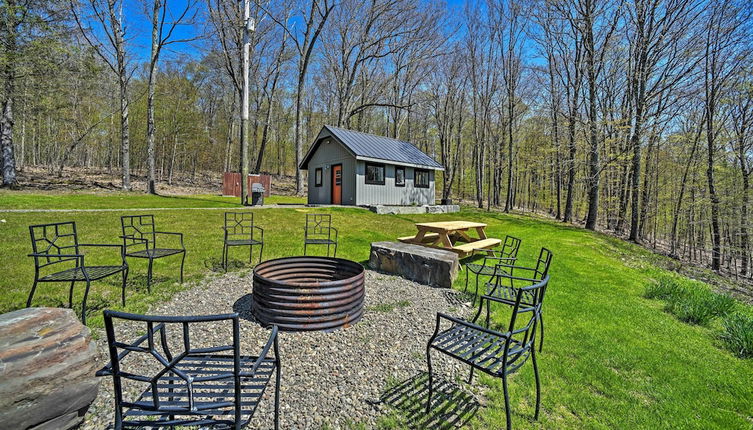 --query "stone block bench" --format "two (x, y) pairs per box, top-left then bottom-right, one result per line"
(368, 241), (459, 288)
(0, 308), (100, 430)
